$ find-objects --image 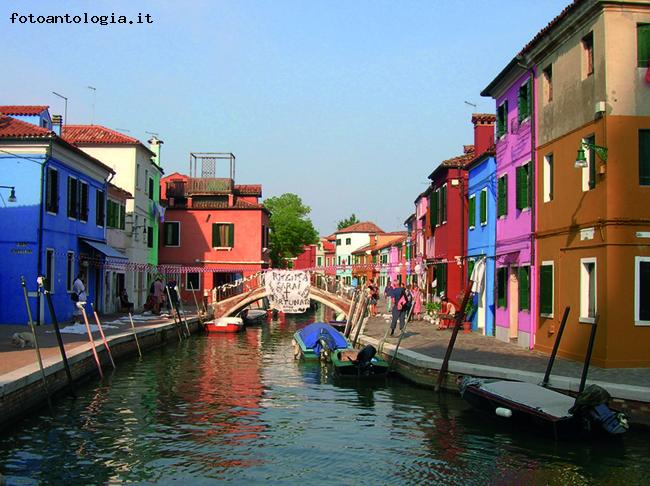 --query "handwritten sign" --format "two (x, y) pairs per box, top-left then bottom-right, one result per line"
(265, 270), (310, 313)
